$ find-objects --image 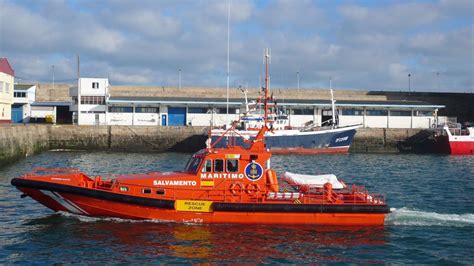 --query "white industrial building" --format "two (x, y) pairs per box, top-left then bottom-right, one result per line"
(70, 78), (109, 125)
(12, 84), (36, 123)
(73, 78), (445, 129)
